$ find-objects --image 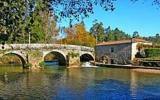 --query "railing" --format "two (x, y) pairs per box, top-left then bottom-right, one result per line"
(0, 44), (94, 52)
